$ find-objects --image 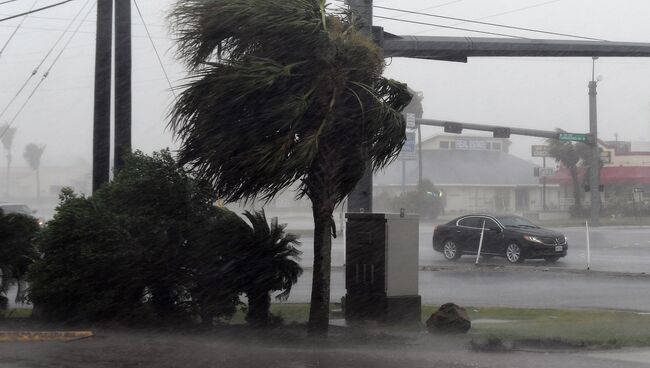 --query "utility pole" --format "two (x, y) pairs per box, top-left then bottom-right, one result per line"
(347, 0), (374, 213)
(114, 0), (132, 172)
(589, 57), (601, 226)
(92, 0), (113, 192)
